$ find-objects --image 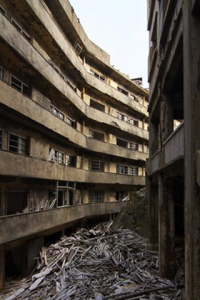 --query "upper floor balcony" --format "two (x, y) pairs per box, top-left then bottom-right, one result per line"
(0, 151), (146, 186)
(0, 201), (125, 245)
(148, 122), (184, 174)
